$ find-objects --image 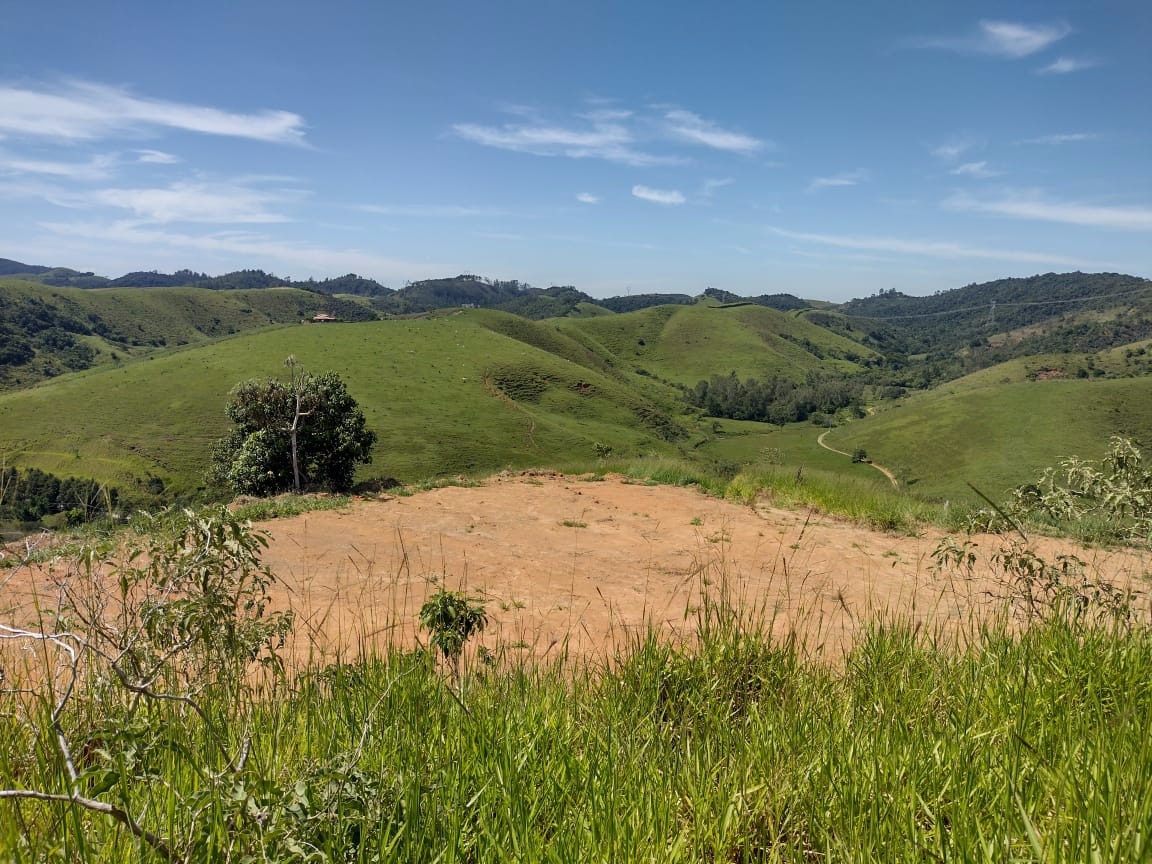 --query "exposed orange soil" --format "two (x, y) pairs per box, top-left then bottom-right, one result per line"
(251, 473), (1151, 663)
(4, 474), (1149, 666)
